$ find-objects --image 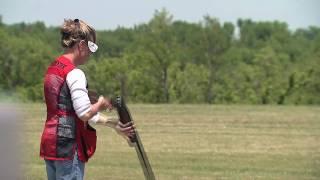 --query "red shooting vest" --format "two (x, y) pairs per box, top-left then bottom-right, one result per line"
(40, 56), (96, 162)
